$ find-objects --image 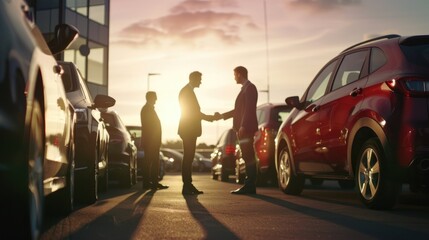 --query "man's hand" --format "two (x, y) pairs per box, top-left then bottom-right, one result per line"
(214, 112), (222, 120)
